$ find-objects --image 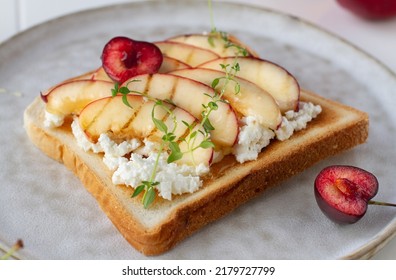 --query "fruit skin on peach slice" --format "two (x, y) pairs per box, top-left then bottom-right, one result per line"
(158, 56), (192, 73)
(154, 41), (219, 67)
(90, 67), (114, 82)
(199, 57), (300, 113)
(121, 73), (239, 148)
(63, 67), (113, 82)
(167, 33), (259, 57)
(41, 80), (114, 116)
(56, 56), (190, 85)
(170, 68), (282, 130)
(78, 95), (213, 166)
(41, 67), (113, 96)
(59, 68), (100, 83)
